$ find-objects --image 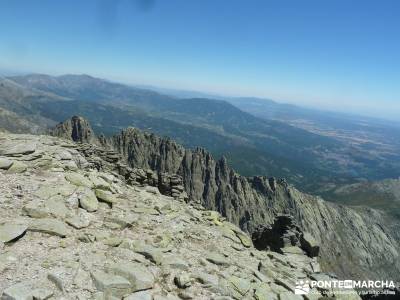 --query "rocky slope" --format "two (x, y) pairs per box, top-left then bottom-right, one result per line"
(0, 132), (363, 299)
(51, 119), (399, 283)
